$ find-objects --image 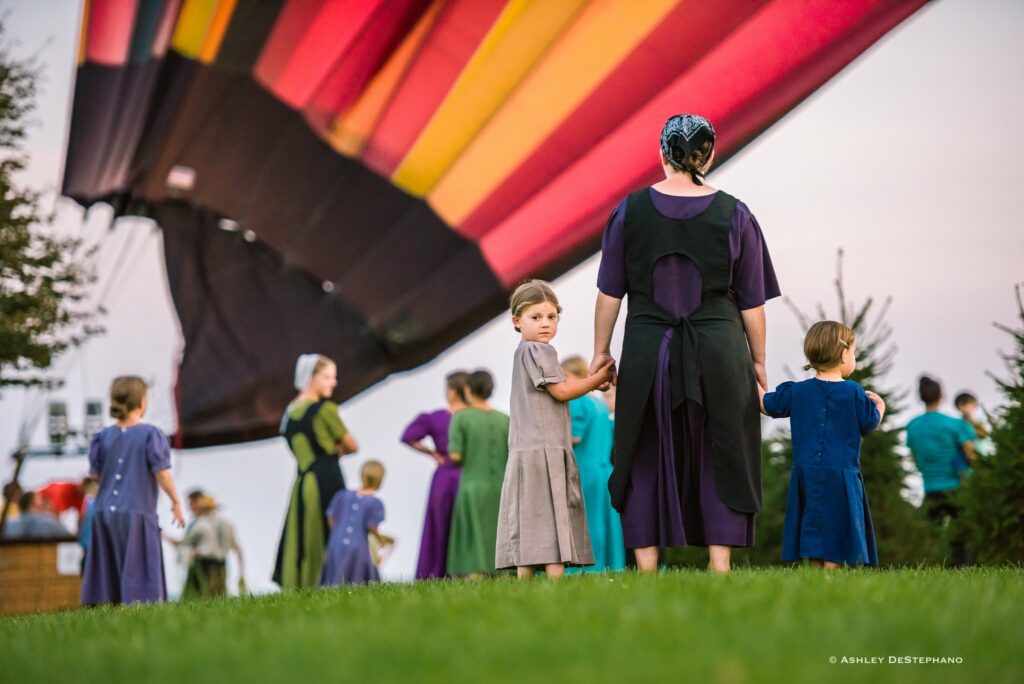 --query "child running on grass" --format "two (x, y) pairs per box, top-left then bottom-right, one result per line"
(495, 280), (614, 578)
(81, 376), (185, 605)
(758, 321), (885, 568)
(320, 461), (393, 586)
